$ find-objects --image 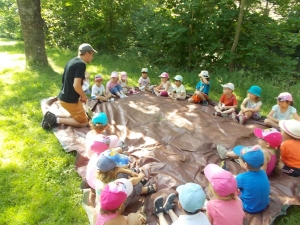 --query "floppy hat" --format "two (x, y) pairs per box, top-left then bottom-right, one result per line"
(276, 92), (293, 102)
(248, 85), (262, 97)
(100, 178), (133, 210)
(174, 75), (183, 82)
(176, 183), (206, 213)
(254, 128), (282, 148)
(78, 43), (98, 54)
(199, 70), (209, 78)
(233, 145), (264, 168)
(110, 71), (118, 78)
(204, 164), (237, 197)
(221, 83), (234, 91)
(94, 74), (103, 81)
(279, 120), (300, 139)
(96, 150), (129, 172)
(92, 112), (108, 126)
(158, 72), (169, 78)
(141, 68), (148, 73)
